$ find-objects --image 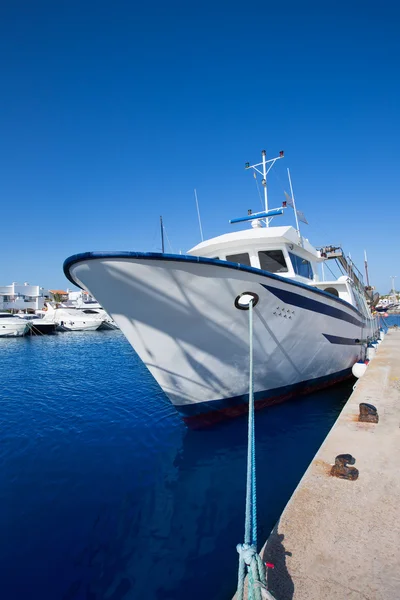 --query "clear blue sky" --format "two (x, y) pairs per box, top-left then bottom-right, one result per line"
(1, 1), (399, 293)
